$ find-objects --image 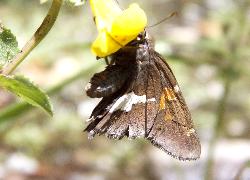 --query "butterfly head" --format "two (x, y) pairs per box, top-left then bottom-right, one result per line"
(133, 31), (154, 63)
(134, 30), (154, 49)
